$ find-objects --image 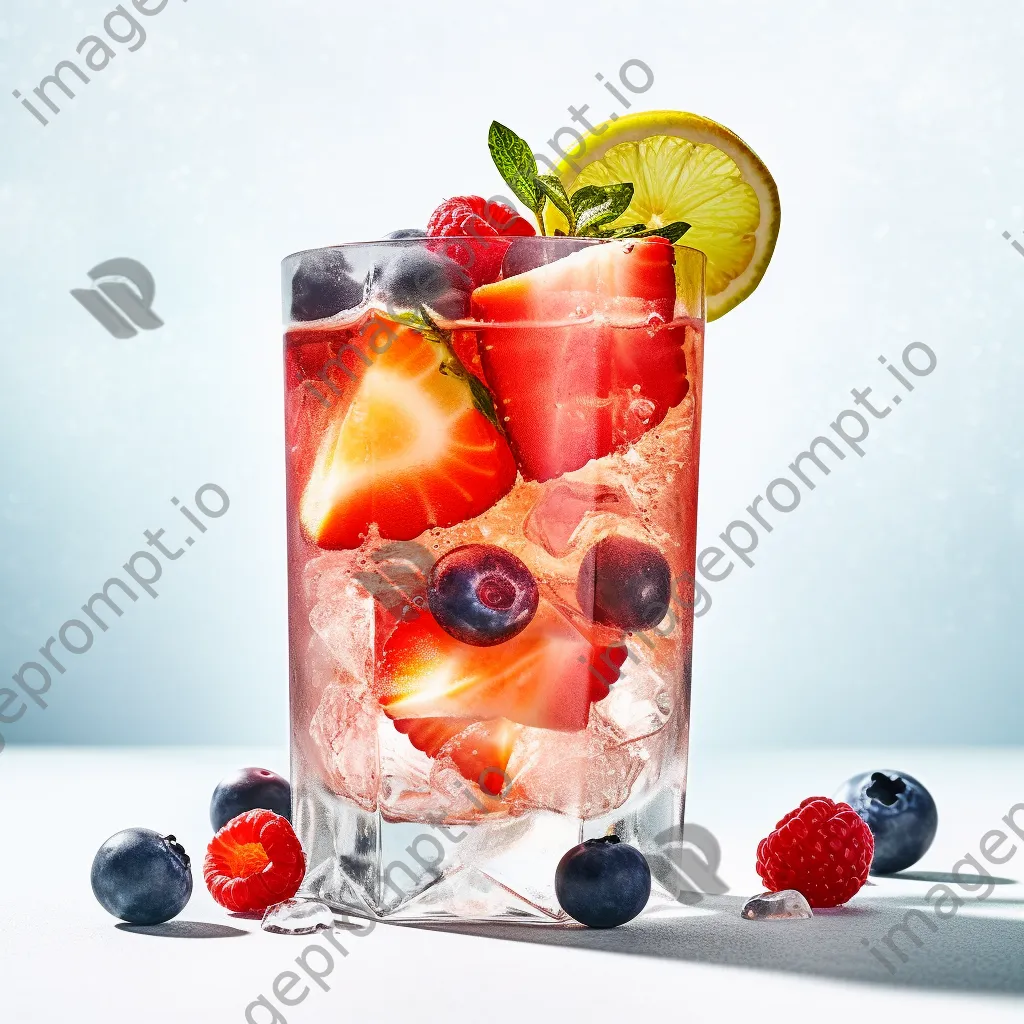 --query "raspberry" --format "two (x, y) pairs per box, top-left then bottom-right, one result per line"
(756, 796), (874, 908)
(427, 195), (535, 287)
(203, 809), (305, 914)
